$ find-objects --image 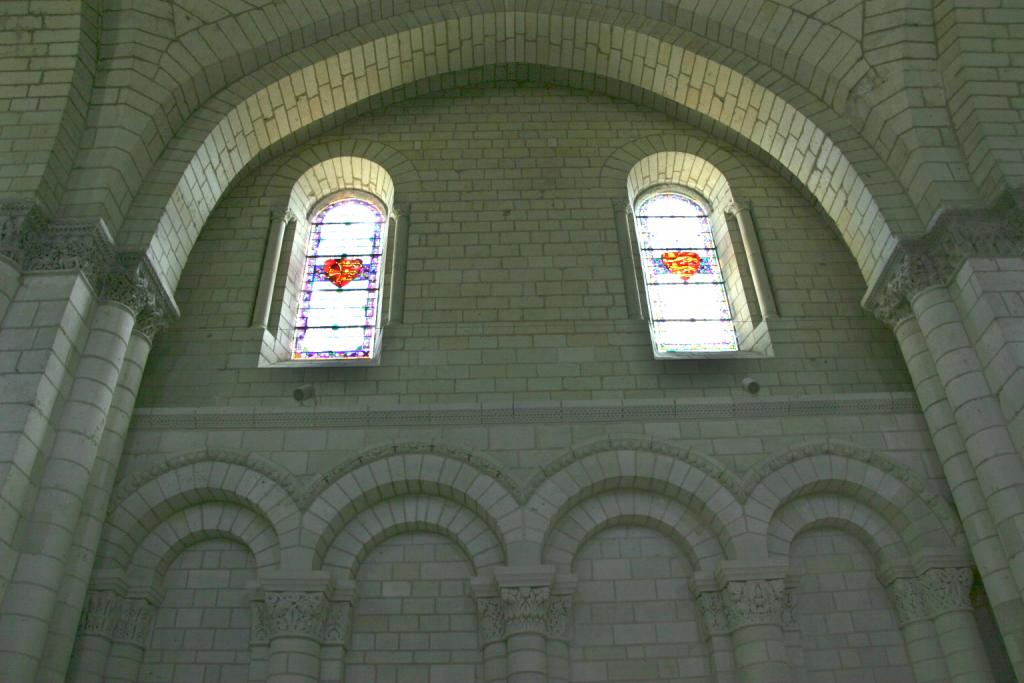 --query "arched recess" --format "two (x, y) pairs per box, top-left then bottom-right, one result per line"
(542, 490), (724, 572)
(125, 503), (279, 592)
(525, 436), (745, 563)
(302, 445), (521, 569)
(767, 495), (911, 568)
(741, 442), (966, 558)
(107, 11), (925, 295)
(324, 496), (505, 580)
(99, 454), (302, 573)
